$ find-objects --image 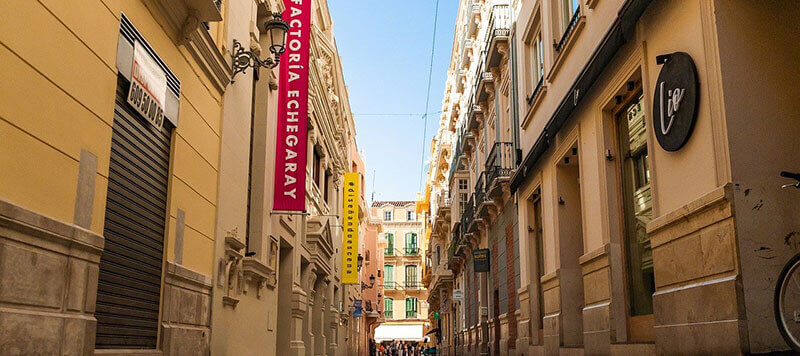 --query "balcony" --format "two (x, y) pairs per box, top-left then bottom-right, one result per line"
(467, 102), (483, 133)
(406, 311), (418, 319)
(404, 281), (424, 290)
(476, 69), (493, 105)
(486, 4), (511, 68)
(404, 247), (421, 256)
(462, 194), (476, 233)
(384, 281), (402, 290)
(385, 248), (402, 257)
(468, 1), (481, 37)
(485, 142), (516, 196)
(474, 171), (495, 219)
(460, 38), (474, 69)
